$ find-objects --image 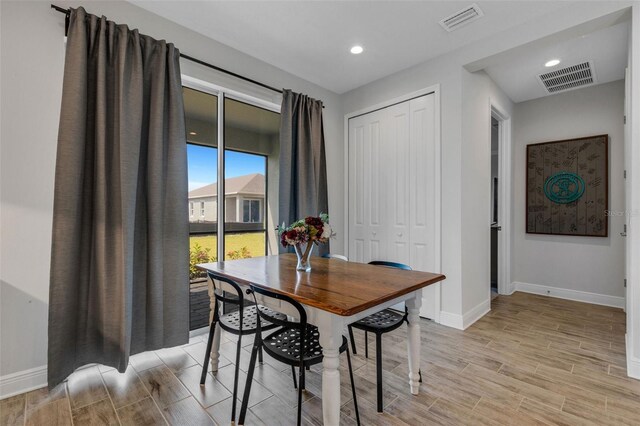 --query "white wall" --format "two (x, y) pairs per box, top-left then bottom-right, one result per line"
(512, 81), (626, 304)
(626, 4), (640, 379)
(0, 0), (343, 395)
(343, 57), (465, 324)
(460, 70), (514, 316)
(0, 0), (66, 390)
(341, 55), (513, 330)
(342, 3), (632, 328)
